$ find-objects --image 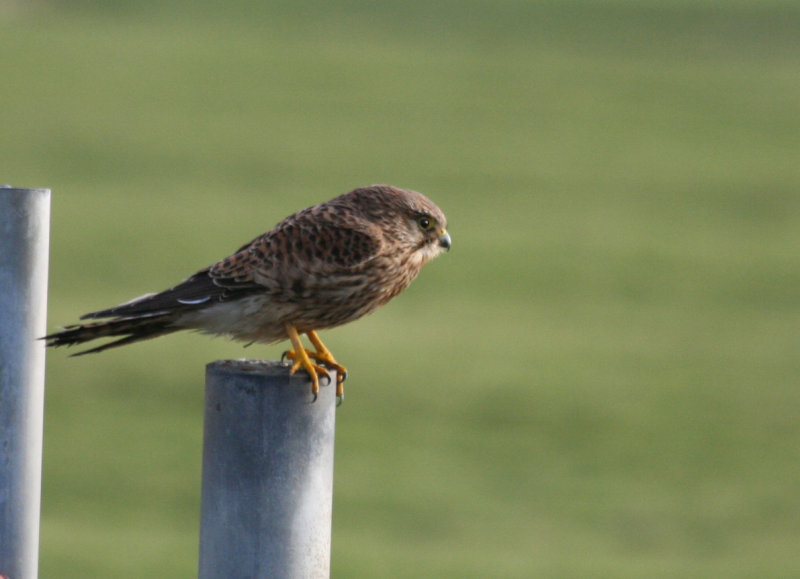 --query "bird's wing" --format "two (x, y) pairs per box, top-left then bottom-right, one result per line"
(210, 218), (381, 283)
(80, 218), (380, 321)
(79, 267), (264, 320)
